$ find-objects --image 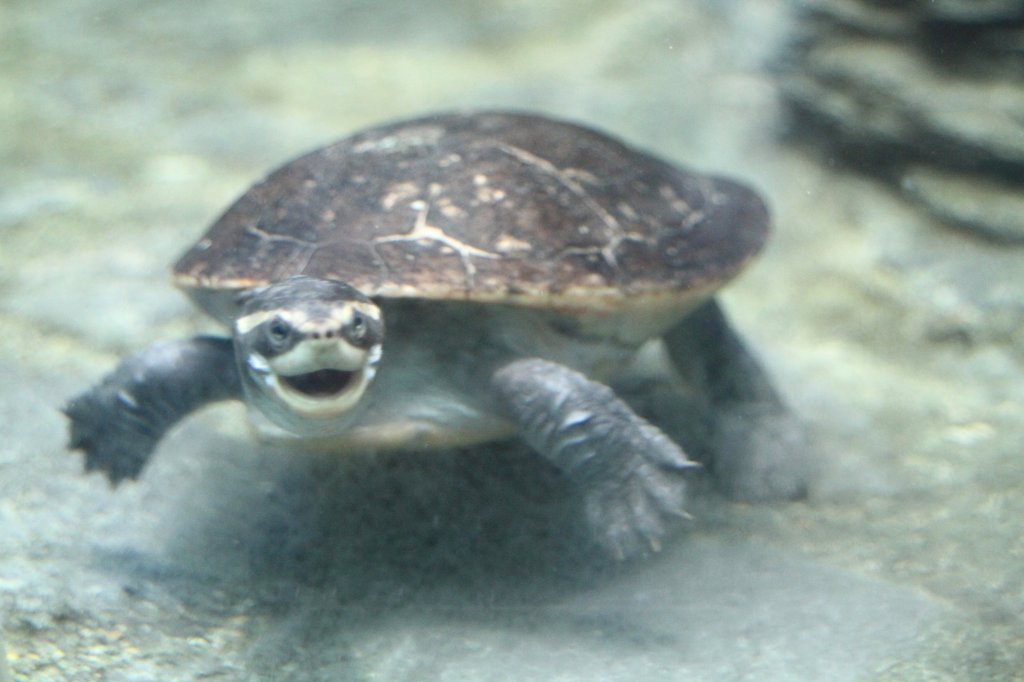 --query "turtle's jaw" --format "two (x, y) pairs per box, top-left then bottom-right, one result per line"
(271, 341), (381, 418)
(249, 340), (382, 420)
